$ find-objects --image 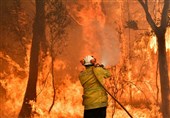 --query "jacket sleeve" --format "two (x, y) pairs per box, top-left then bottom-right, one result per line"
(103, 68), (111, 78)
(93, 67), (111, 82)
